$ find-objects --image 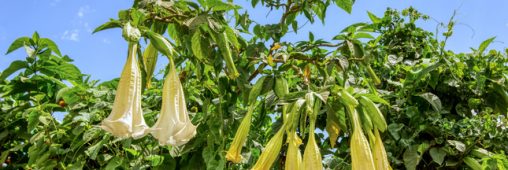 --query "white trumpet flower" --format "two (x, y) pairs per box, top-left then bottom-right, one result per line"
(101, 43), (149, 139)
(150, 62), (197, 146)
